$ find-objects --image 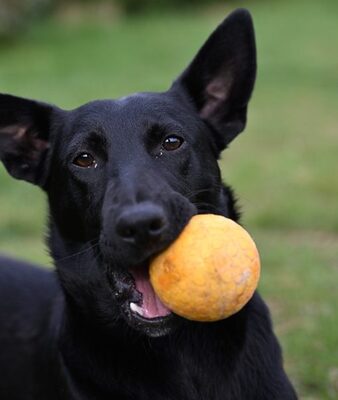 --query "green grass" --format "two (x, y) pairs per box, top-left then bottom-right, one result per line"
(0, 1), (337, 398)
